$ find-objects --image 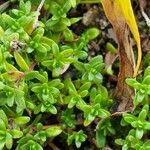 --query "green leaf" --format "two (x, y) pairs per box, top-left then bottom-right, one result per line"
(79, 82), (91, 92)
(122, 144), (128, 150)
(0, 91), (9, 106)
(115, 138), (124, 145)
(98, 109), (110, 118)
(84, 28), (100, 41)
(98, 86), (108, 100)
(138, 105), (149, 121)
(95, 73), (103, 83)
(84, 116), (95, 126)
(90, 55), (103, 68)
(69, 0), (76, 7)
(131, 121), (139, 128)
(80, 90), (88, 98)
(2, 13), (15, 25)
(0, 50), (3, 63)
(10, 130), (23, 139)
(142, 140), (150, 150)
(0, 139), (5, 150)
(108, 126), (116, 135)
(48, 105), (57, 114)
(120, 117), (129, 126)
(126, 78), (141, 89)
(134, 92), (145, 106)
(66, 78), (76, 93)
(142, 75), (150, 85)
(74, 61), (85, 72)
(93, 94), (102, 103)
(67, 134), (74, 145)
(41, 37), (59, 52)
(70, 17), (80, 24)
(63, 28), (73, 41)
(0, 26), (4, 39)
(46, 126), (62, 137)
(24, 1), (31, 14)
(25, 71), (47, 83)
(88, 72), (94, 81)
(96, 129), (106, 148)
(48, 79), (63, 88)
(15, 91), (26, 113)
(5, 133), (13, 149)
(75, 140), (81, 148)
(123, 113), (137, 123)
(14, 116), (30, 125)
(31, 85), (41, 93)
(4, 61), (18, 71)
(144, 66), (150, 78)
(136, 128), (143, 139)
(0, 110), (8, 127)
(18, 140), (43, 150)
(60, 49), (74, 58)
(6, 93), (15, 107)
(34, 131), (46, 142)
(14, 51), (29, 71)
(37, 44), (47, 53)
(144, 122), (150, 130)
(105, 65), (113, 75)
(76, 50), (88, 59)
(1, 106), (15, 117)
(68, 97), (77, 108)
(106, 42), (117, 53)
(74, 130), (87, 148)
(0, 119), (6, 130)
